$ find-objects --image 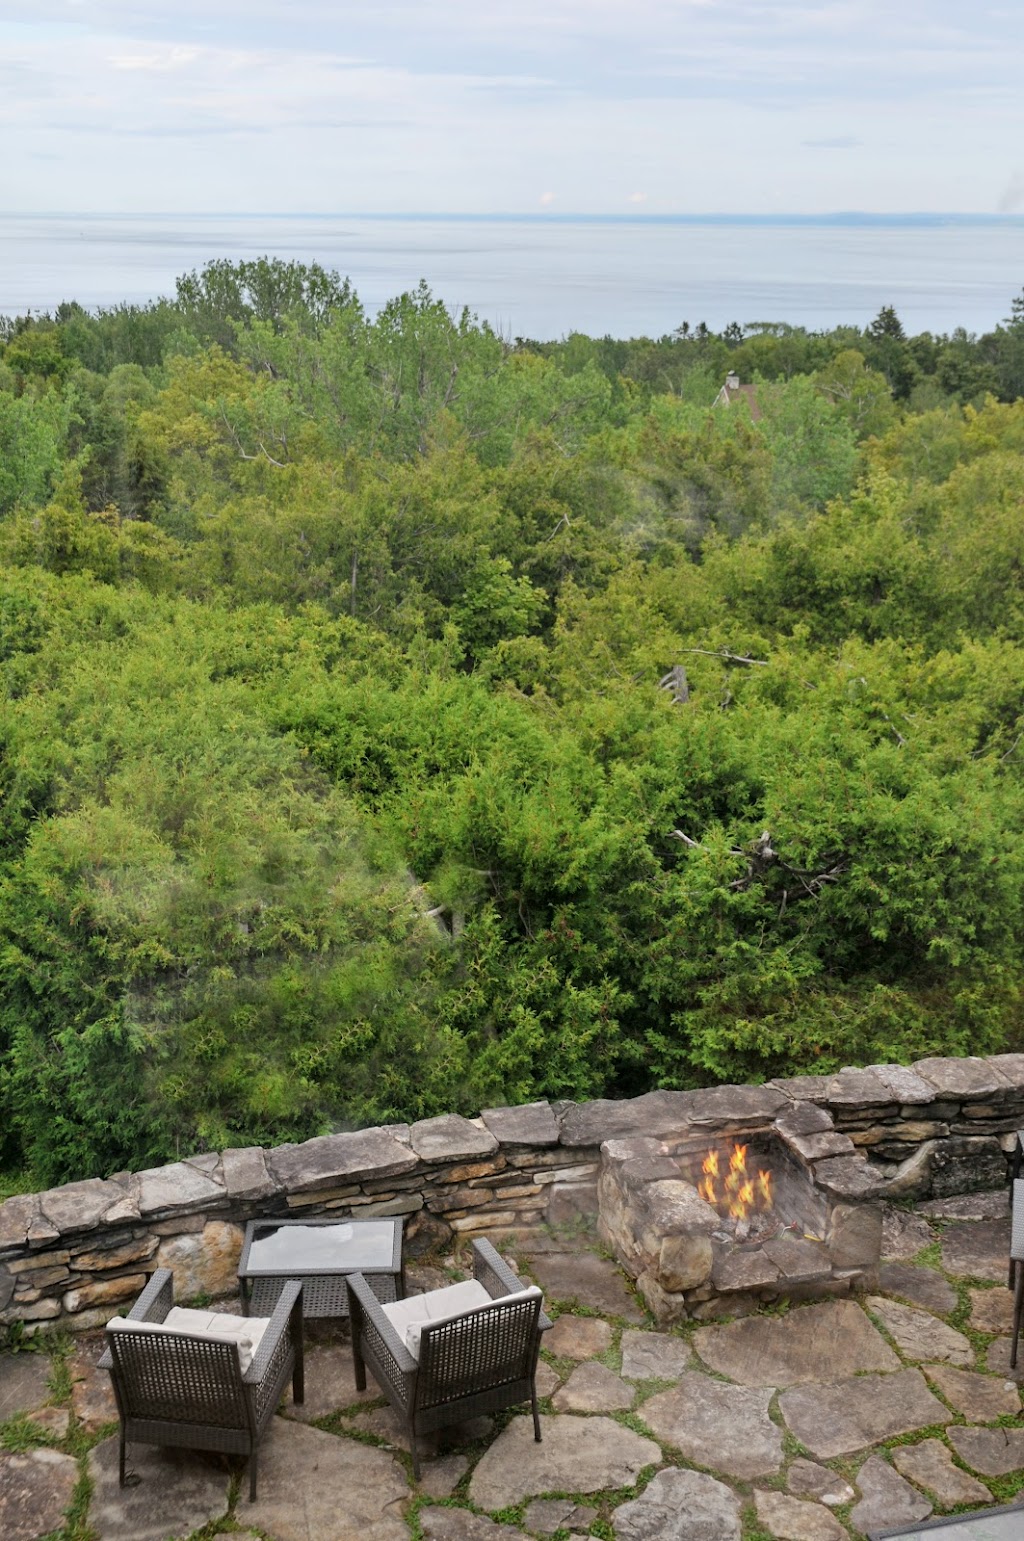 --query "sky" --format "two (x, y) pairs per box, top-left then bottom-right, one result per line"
(2, 0), (1023, 215)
